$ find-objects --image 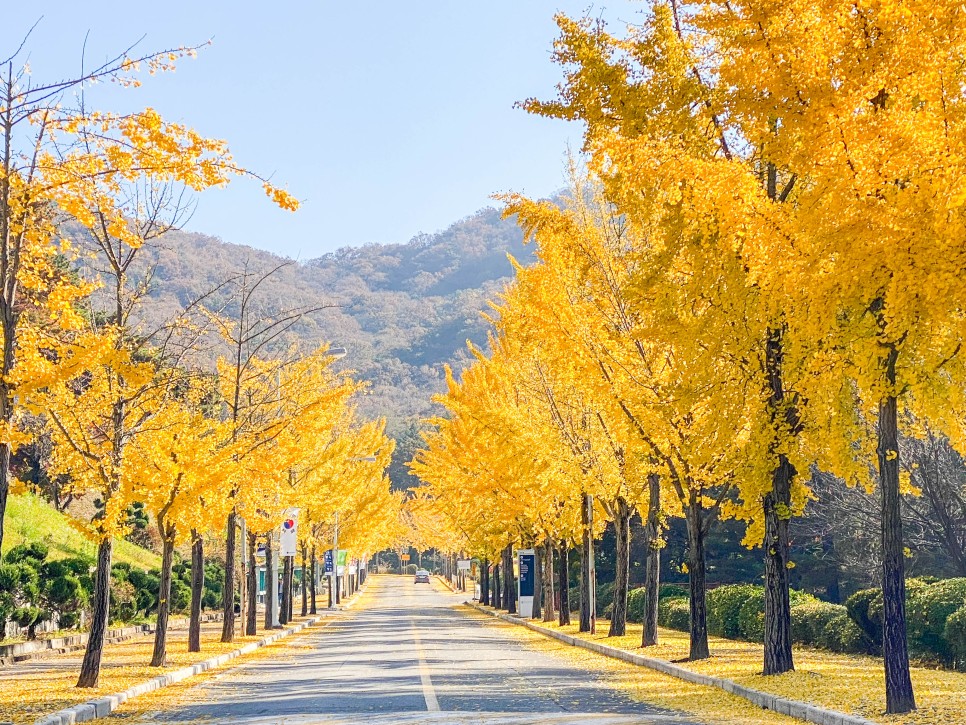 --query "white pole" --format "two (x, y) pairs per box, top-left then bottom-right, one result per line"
(269, 529), (280, 628)
(332, 511), (340, 607)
